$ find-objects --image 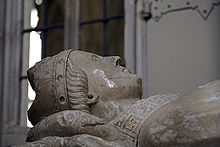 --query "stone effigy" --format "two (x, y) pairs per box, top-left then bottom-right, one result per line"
(15, 50), (220, 147)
